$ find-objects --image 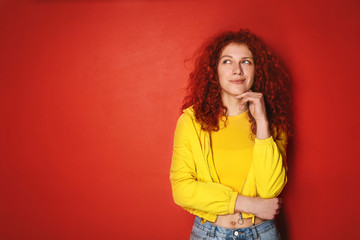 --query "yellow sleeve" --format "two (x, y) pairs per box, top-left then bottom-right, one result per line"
(169, 113), (238, 217)
(252, 131), (287, 198)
